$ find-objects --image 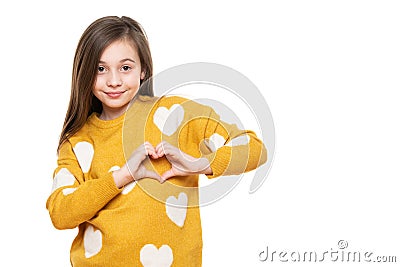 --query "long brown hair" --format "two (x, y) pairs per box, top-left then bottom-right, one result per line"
(58, 16), (153, 152)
